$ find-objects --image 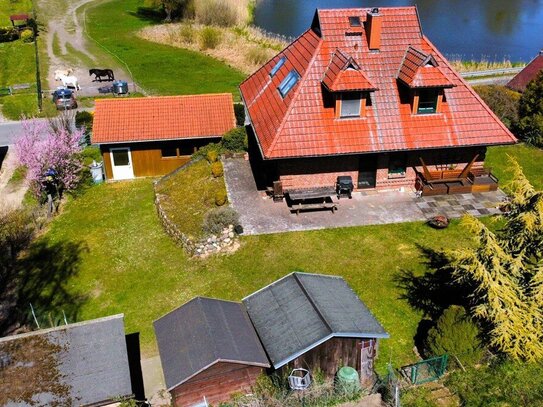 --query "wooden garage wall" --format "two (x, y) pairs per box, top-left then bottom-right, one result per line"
(101, 138), (218, 179)
(171, 362), (265, 407)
